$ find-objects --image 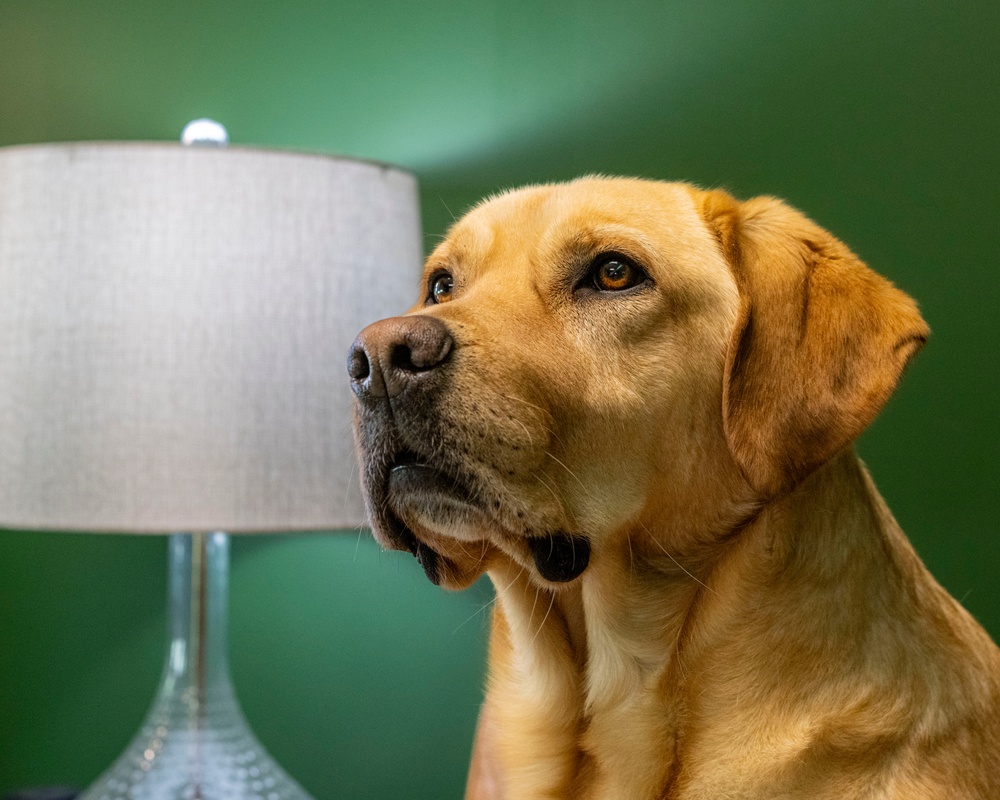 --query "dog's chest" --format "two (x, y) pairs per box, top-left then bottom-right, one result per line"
(570, 585), (687, 798)
(492, 569), (693, 799)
